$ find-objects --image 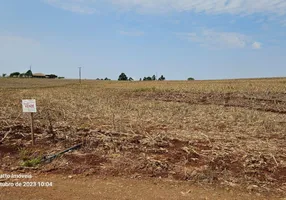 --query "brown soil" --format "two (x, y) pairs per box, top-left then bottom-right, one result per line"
(1, 79), (286, 199)
(1, 125), (285, 198)
(0, 174), (280, 200)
